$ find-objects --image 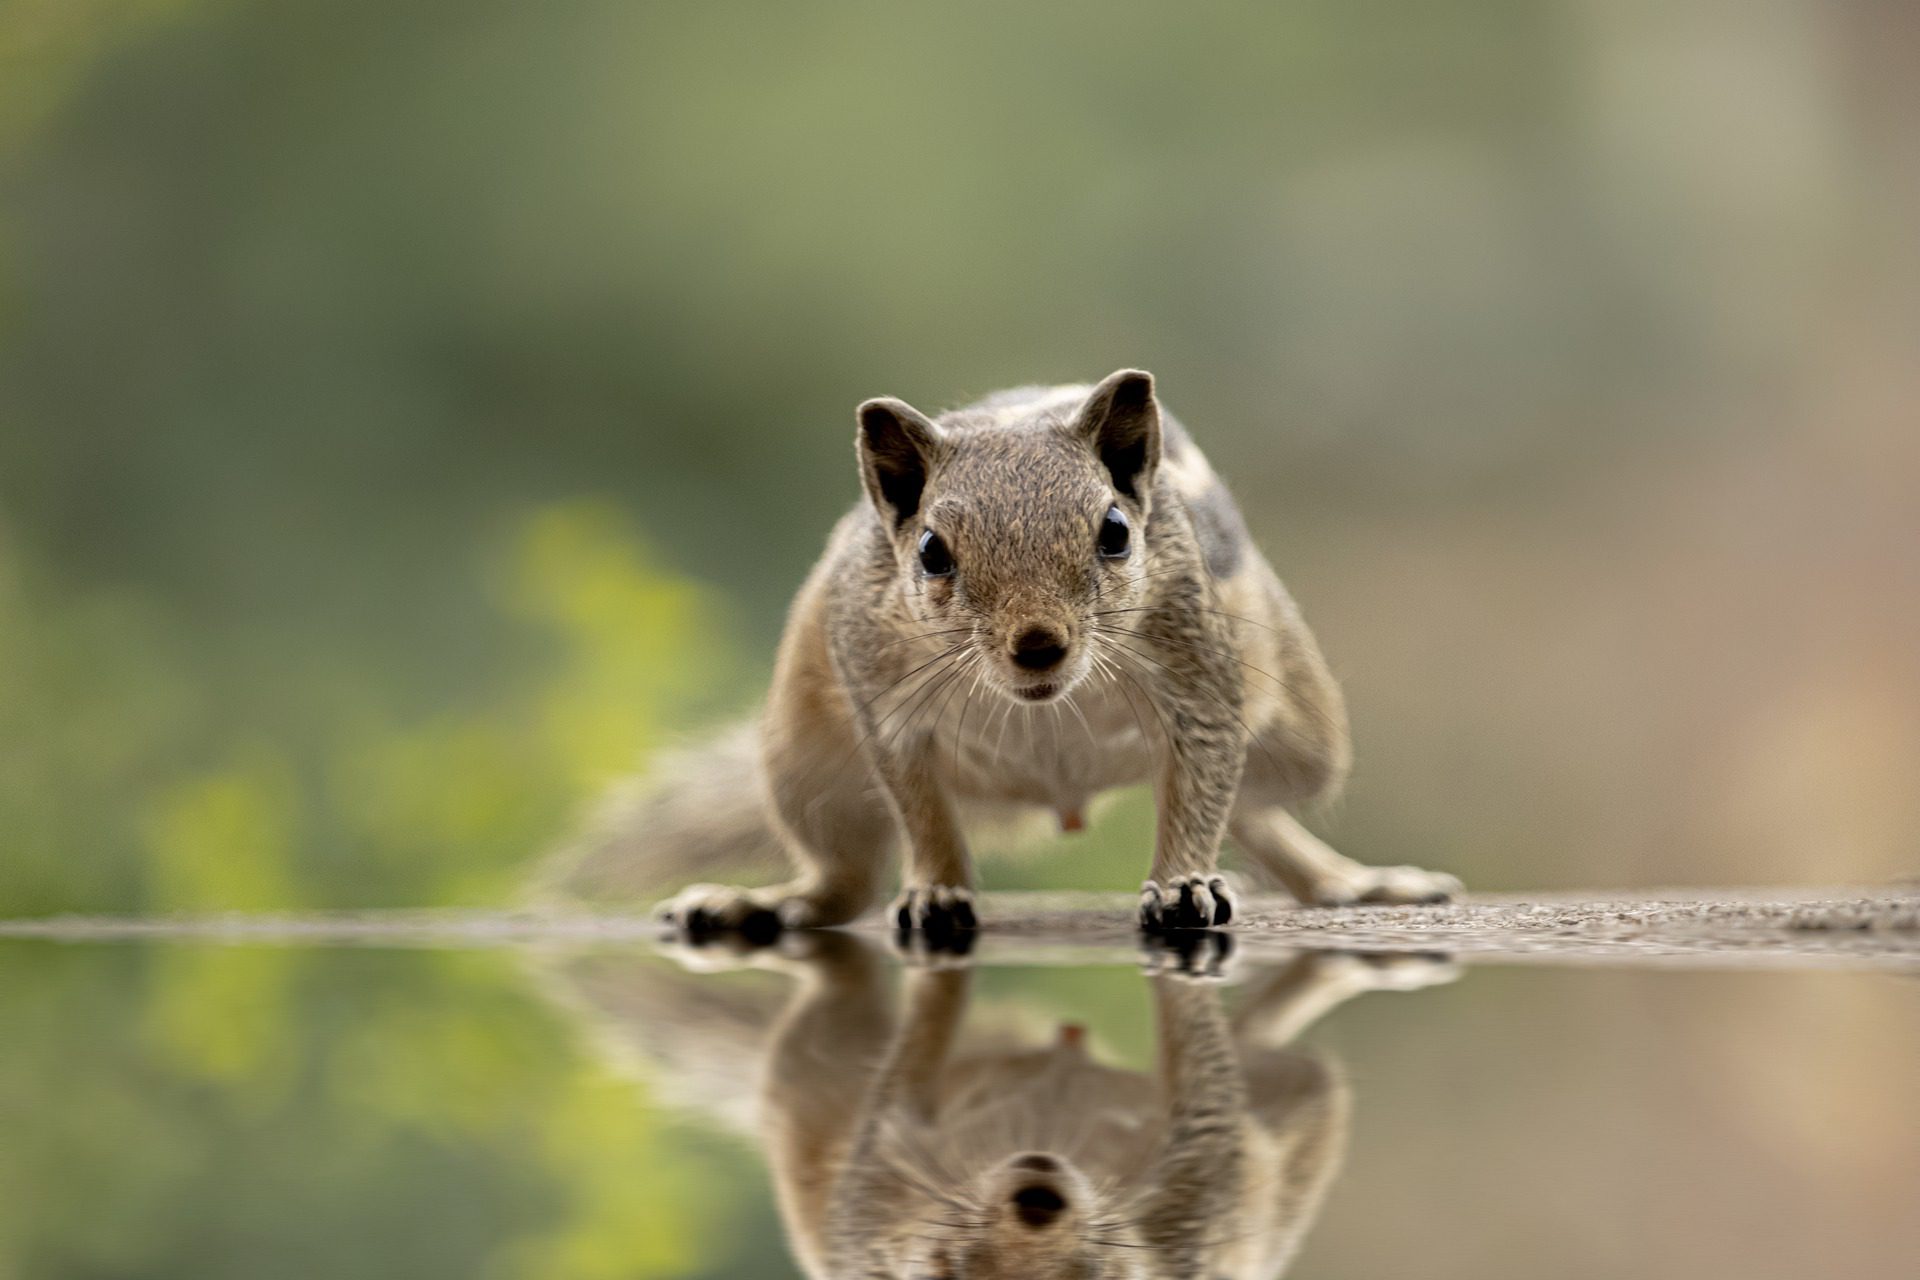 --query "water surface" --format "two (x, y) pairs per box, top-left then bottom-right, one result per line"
(2, 935), (1915, 1278)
